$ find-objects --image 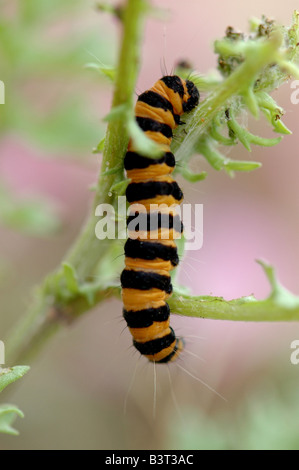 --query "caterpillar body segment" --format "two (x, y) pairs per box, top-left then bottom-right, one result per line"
(121, 75), (199, 363)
